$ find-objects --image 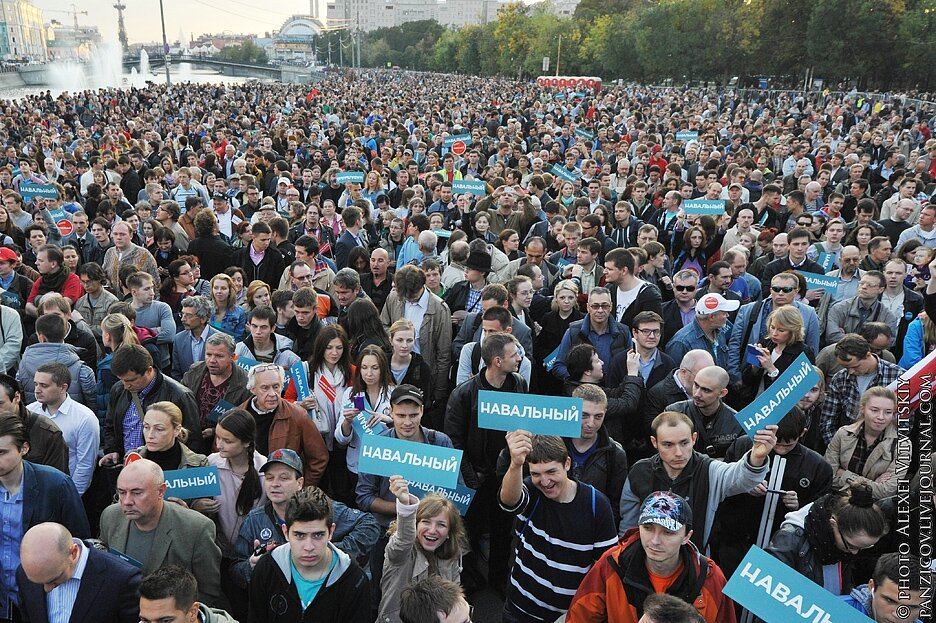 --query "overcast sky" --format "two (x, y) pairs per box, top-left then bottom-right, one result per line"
(35, 0), (320, 44)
